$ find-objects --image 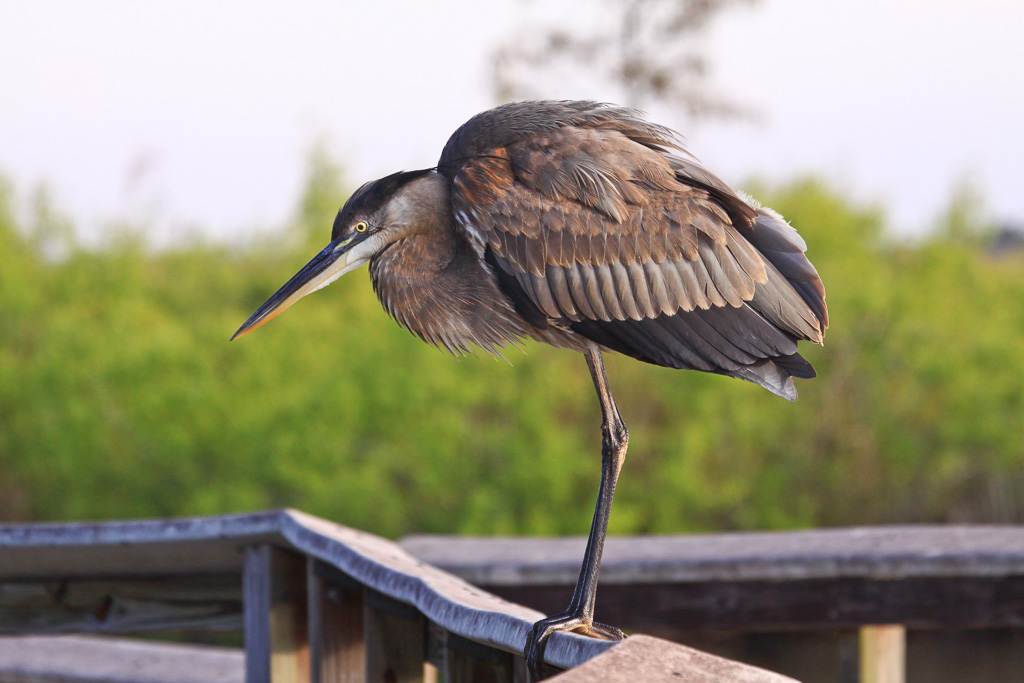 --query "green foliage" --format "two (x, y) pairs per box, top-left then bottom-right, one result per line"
(2, 163), (1022, 536)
